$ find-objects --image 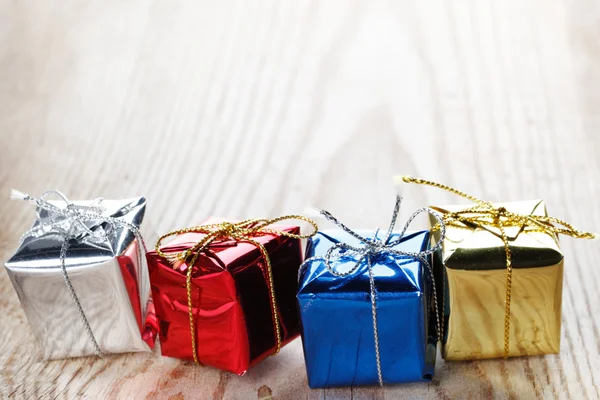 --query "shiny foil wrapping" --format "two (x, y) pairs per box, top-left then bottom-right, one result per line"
(5, 197), (157, 360)
(297, 230), (437, 388)
(429, 200), (563, 360)
(146, 219), (303, 375)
